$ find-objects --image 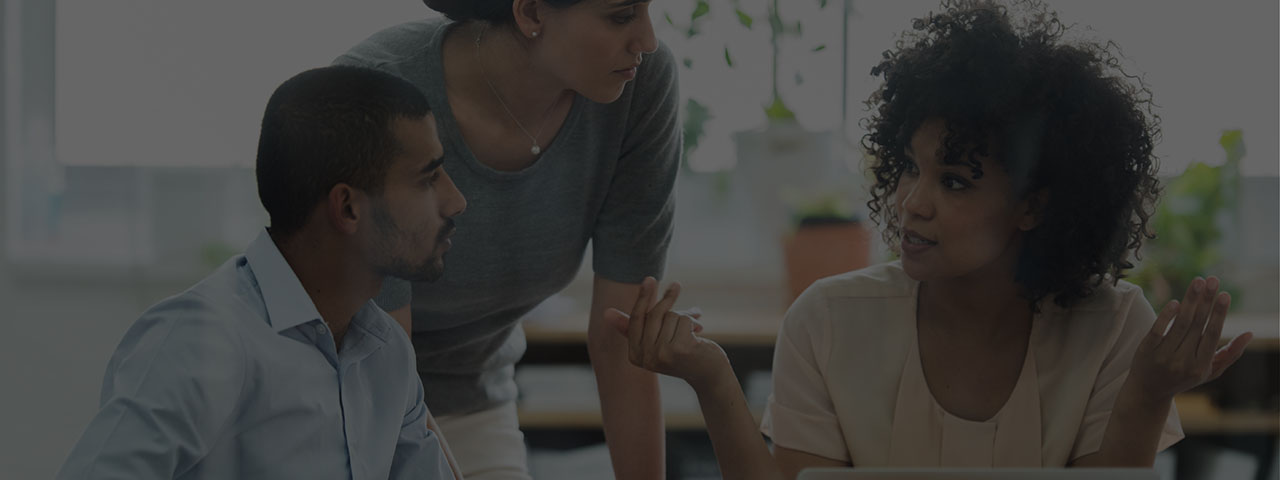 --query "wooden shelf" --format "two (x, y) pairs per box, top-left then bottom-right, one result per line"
(525, 312), (1279, 350)
(519, 398), (1277, 434)
(523, 306), (786, 347)
(1176, 393), (1280, 435)
(518, 409), (762, 431)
